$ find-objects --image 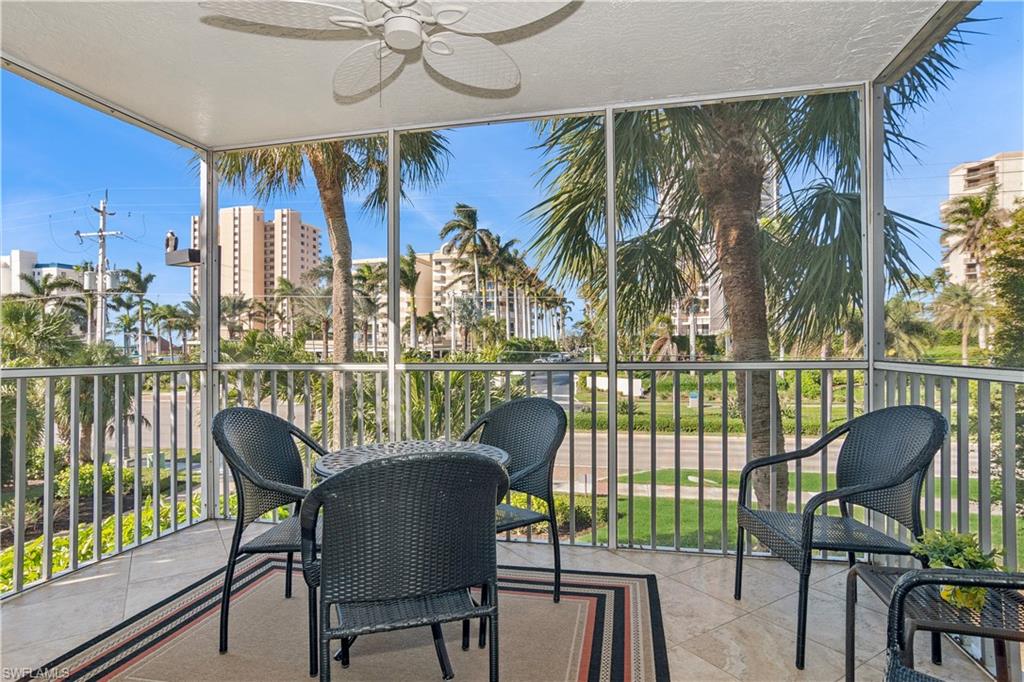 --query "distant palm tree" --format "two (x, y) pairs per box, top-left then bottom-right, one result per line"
(116, 263), (156, 364)
(440, 204), (491, 295)
(221, 295), (252, 341)
(298, 285), (332, 360)
(399, 245), (421, 349)
(354, 262), (386, 354)
(417, 311), (447, 357)
(932, 283), (994, 365)
(884, 295), (936, 361)
(942, 183), (1009, 259)
(453, 295), (482, 351)
(216, 131), (448, 446)
(273, 276), (300, 336)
